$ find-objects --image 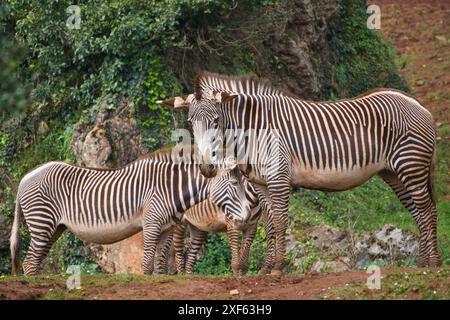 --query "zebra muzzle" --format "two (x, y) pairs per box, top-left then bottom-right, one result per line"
(200, 163), (218, 178)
